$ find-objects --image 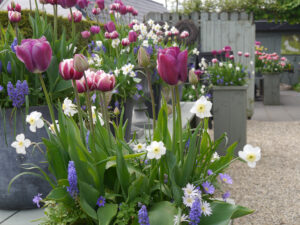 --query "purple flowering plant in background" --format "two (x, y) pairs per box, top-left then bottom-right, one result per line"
(138, 205), (150, 225)
(67, 161), (79, 199)
(7, 80), (29, 108)
(32, 193), (43, 208)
